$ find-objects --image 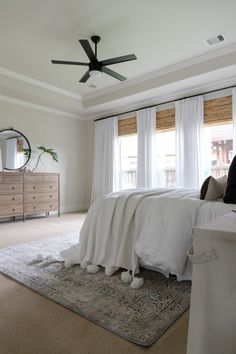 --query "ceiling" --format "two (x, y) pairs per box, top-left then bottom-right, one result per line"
(1, 0), (236, 120)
